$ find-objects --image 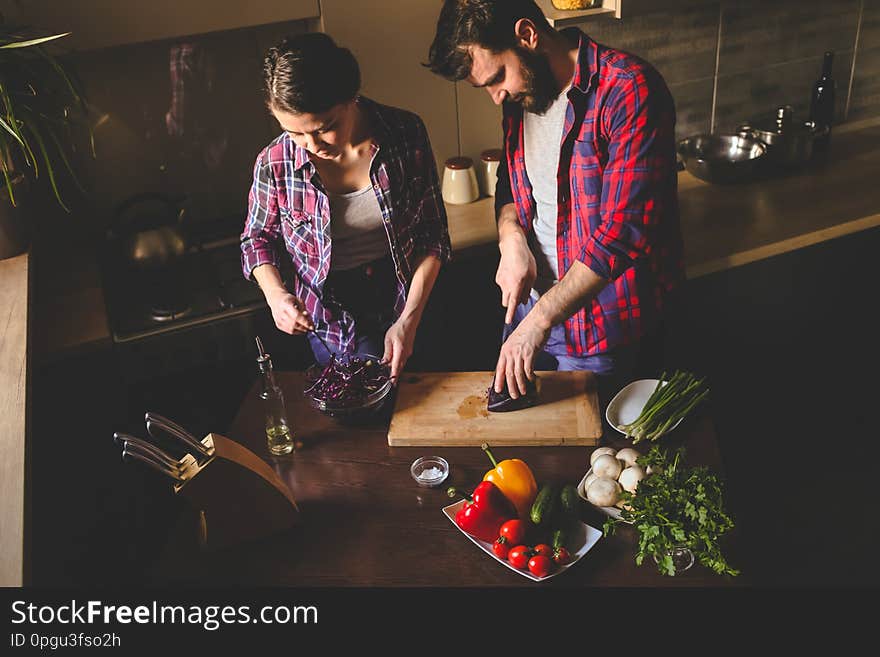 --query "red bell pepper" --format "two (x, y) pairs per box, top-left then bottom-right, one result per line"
(447, 481), (517, 543)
